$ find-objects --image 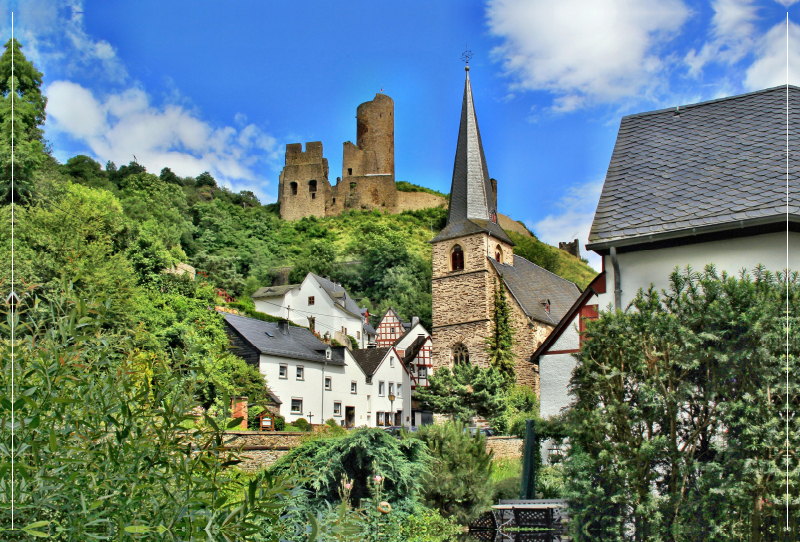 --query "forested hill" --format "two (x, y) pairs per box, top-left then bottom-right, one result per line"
(50, 155), (595, 329)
